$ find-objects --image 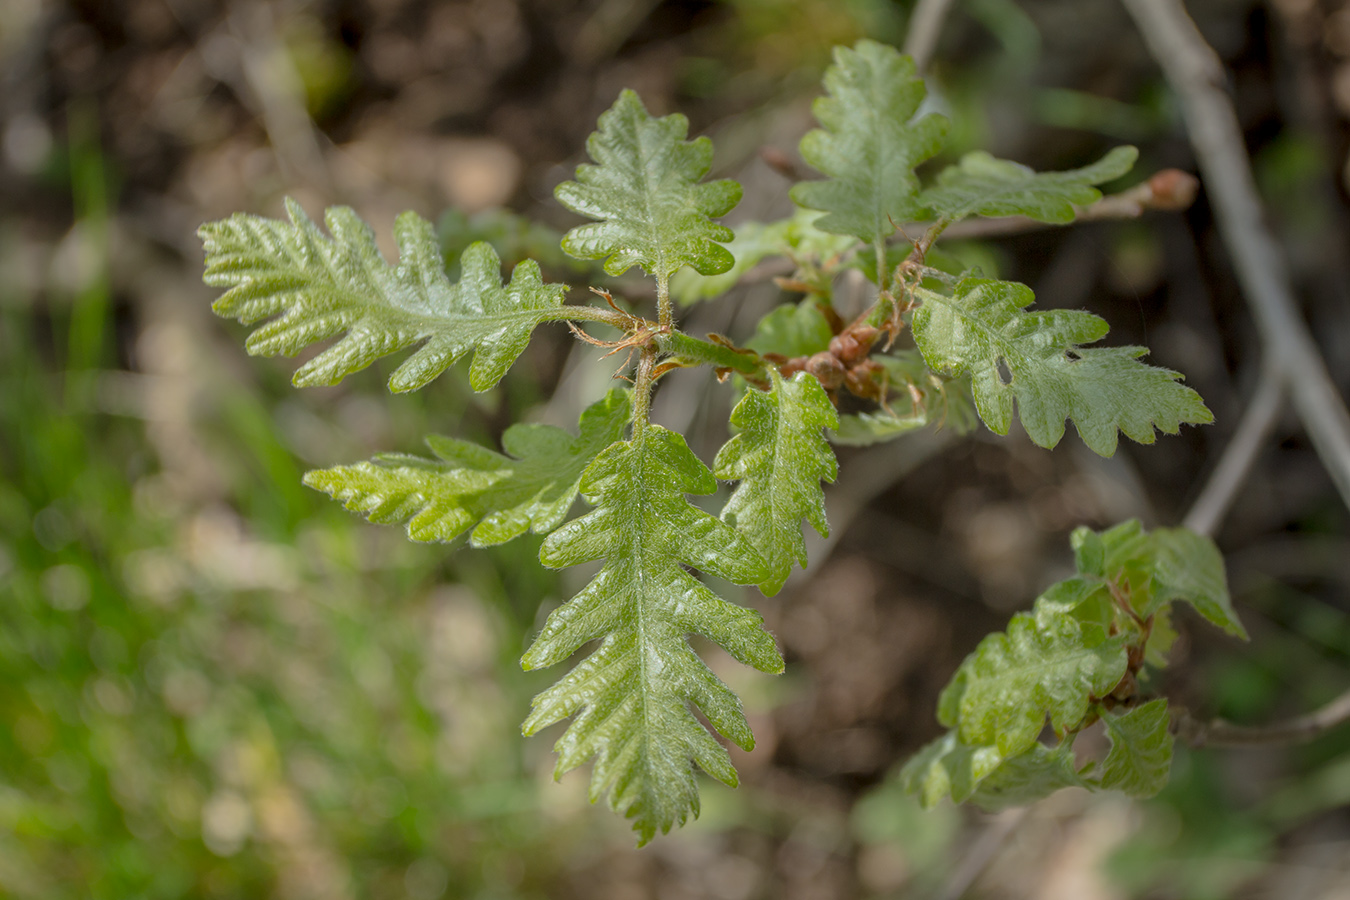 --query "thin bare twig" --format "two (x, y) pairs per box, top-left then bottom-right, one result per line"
(1125, 0), (1350, 751)
(902, 0), (959, 74)
(1182, 370), (1287, 538)
(1122, 0), (1350, 513)
(1175, 689), (1350, 748)
(935, 808), (1028, 900)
